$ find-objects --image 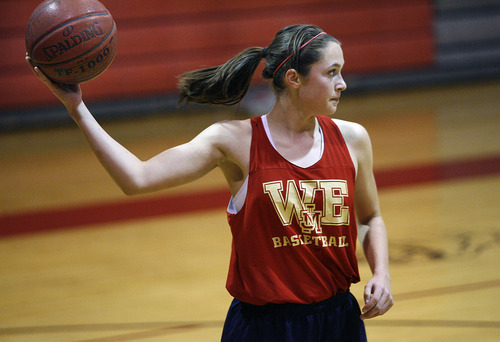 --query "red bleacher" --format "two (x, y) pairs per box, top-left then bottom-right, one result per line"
(0, 0), (434, 111)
